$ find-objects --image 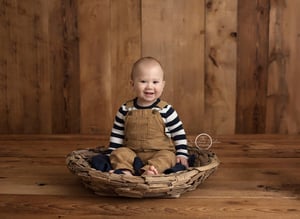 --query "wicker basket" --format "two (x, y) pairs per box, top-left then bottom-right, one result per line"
(66, 146), (220, 198)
